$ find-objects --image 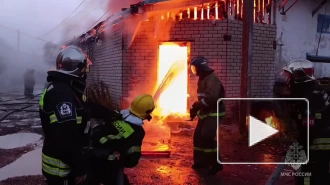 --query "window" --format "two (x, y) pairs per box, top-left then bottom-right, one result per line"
(317, 14), (330, 34)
